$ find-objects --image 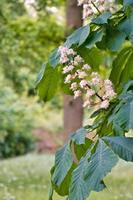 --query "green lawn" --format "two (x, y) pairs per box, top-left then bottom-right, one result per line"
(0, 154), (133, 200)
